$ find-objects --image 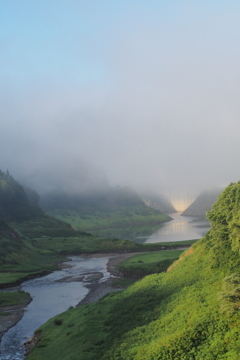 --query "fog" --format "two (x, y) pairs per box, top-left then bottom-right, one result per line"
(1, 1), (240, 196)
